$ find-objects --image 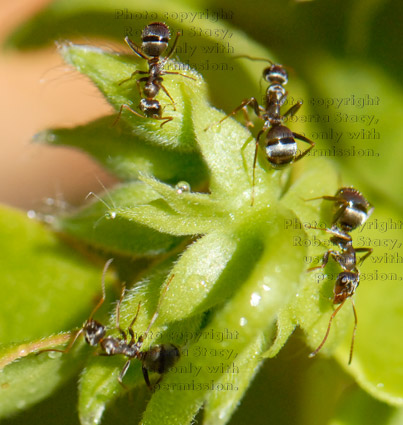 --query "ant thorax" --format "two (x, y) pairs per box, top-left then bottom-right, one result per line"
(100, 337), (127, 356)
(264, 84), (287, 124)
